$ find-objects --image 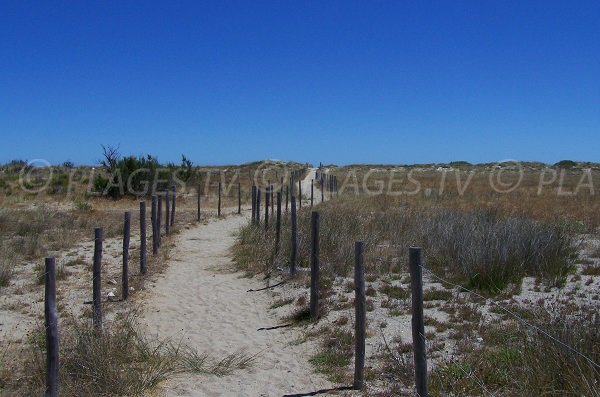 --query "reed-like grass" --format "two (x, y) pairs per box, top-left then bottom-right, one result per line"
(234, 196), (577, 294)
